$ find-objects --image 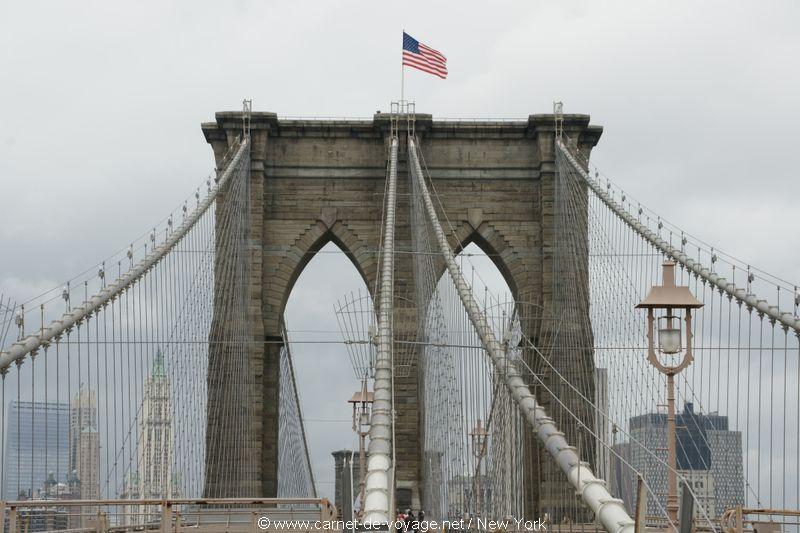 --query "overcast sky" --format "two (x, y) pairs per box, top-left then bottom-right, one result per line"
(1, 0), (799, 500)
